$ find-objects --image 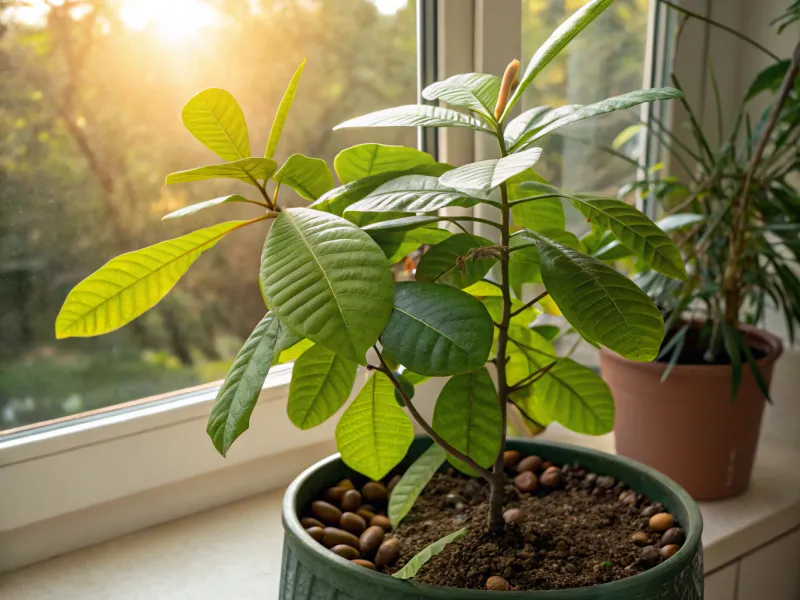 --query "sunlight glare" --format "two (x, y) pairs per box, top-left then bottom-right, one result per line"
(119, 0), (218, 41)
(372, 0), (407, 15)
